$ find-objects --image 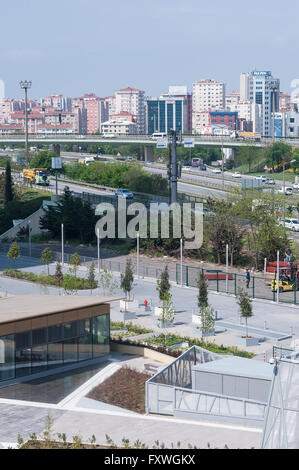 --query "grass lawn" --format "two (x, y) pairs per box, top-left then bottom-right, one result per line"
(87, 366), (151, 413)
